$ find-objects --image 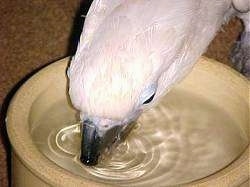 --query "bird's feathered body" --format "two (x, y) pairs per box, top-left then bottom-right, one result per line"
(69, 0), (231, 121)
(67, 0), (249, 165)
